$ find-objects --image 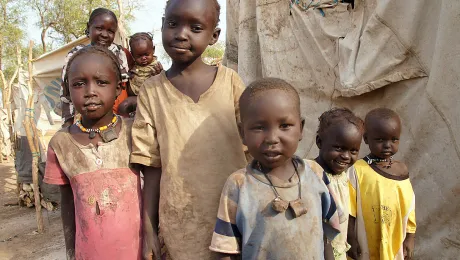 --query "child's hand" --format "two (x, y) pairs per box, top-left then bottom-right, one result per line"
(347, 240), (361, 260)
(142, 232), (161, 260)
(403, 233), (415, 259)
(118, 96), (138, 118)
(151, 61), (163, 76)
